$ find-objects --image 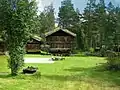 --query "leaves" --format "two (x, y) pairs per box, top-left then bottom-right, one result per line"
(0, 0), (37, 75)
(58, 0), (79, 29)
